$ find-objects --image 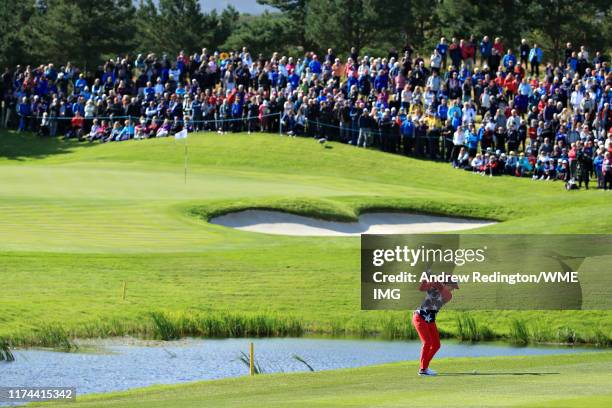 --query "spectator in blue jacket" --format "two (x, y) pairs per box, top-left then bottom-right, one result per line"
(374, 70), (388, 92)
(479, 36), (492, 65)
(448, 102), (462, 123)
(346, 75), (358, 94)
(17, 96), (31, 132)
(268, 68), (279, 88)
(71, 96), (85, 116)
(567, 51), (578, 73)
(502, 49), (517, 70)
(465, 123), (479, 156)
(74, 74), (87, 94)
(593, 151), (604, 188)
(451, 110), (462, 131)
(231, 100), (243, 132)
(528, 44), (543, 76)
(437, 98), (448, 122)
(436, 37), (448, 69)
(308, 54), (322, 75)
(401, 115), (415, 155)
(45, 63), (57, 81)
(36, 76), (49, 97)
(358, 73), (371, 95)
(288, 69), (300, 89)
